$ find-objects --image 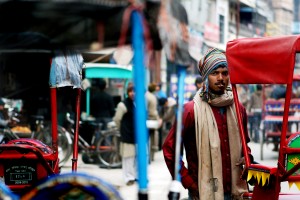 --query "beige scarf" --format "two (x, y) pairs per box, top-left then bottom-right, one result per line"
(193, 90), (247, 200)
